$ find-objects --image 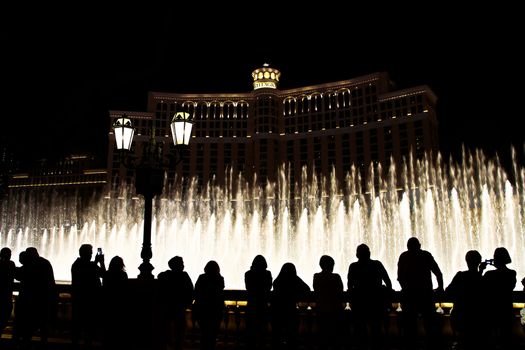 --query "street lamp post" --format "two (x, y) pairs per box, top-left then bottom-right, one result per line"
(112, 112), (194, 279)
